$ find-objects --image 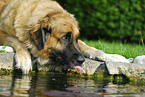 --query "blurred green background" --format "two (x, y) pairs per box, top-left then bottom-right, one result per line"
(56, 0), (145, 44)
